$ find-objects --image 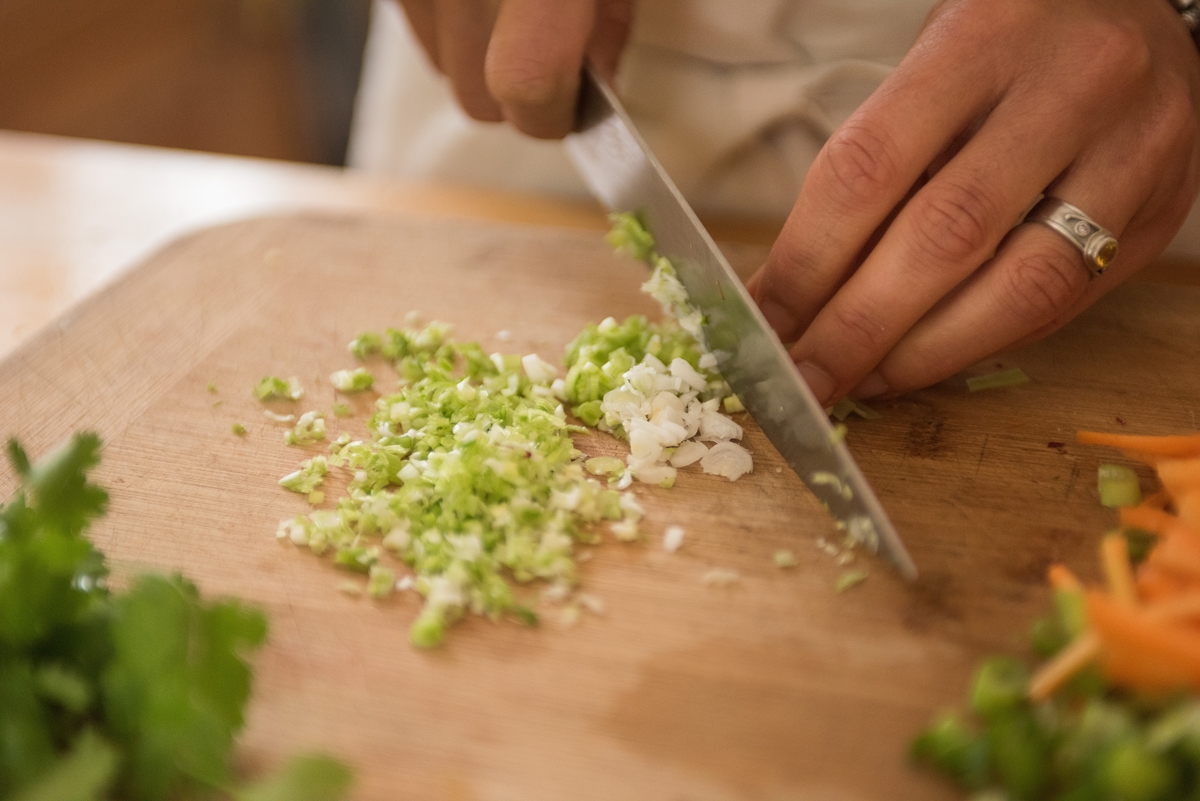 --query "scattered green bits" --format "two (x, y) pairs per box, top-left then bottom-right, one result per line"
(232, 422), (247, 437)
(1098, 463), (1142, 508)
(723, 395), (745, 414)
(835, 568), (868, 592)
(773, 549), (797, 568)
(255, 375), (304, 401)
(348, 331), (382, 360)
(330, 368), (375, 393)
(207, 381), (218, 393)
(966, 367), (1030, 392)
(285, 411), (326, 446)
(332, 402), (353, 418)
